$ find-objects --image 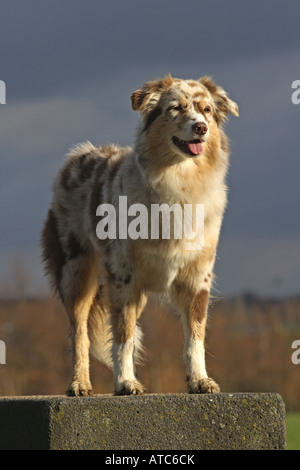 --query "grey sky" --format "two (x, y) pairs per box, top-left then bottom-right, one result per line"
(0, 0), (300, 297)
